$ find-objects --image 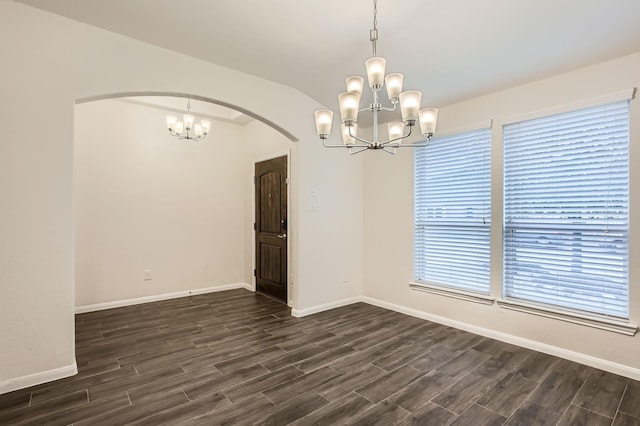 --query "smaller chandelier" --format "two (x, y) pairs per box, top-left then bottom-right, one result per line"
(314, 0), (438, 155)
(166, 99), (211, 141)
